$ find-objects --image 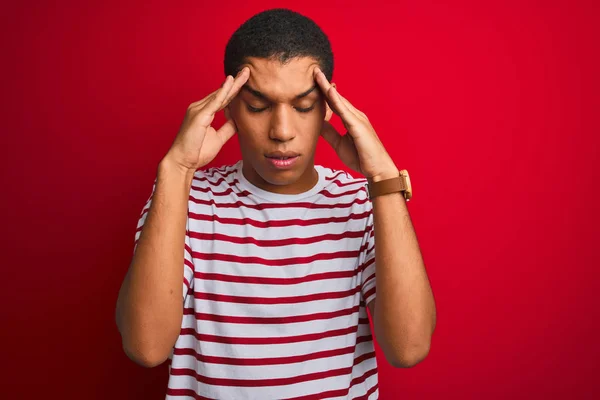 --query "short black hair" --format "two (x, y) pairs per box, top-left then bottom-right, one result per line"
(224, 8), (334, 81)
